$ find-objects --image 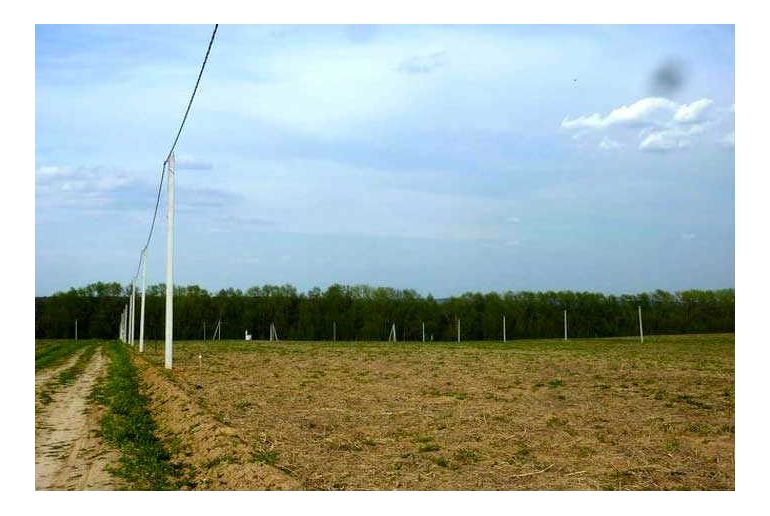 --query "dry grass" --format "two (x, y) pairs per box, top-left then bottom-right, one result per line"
(140, 334), (734, 490)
